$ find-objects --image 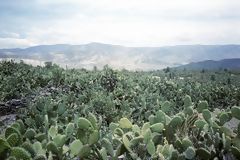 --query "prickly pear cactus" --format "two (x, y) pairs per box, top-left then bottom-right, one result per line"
(24, 128), (36, 140)
(231, 106), (240, 120)
(78, 118), (93, 130)
(5, 127), (21, 139)
(161, 101), (172, 115)
(33, 154), (47, 160)
(184, 95), (192, 107)
(7, 133), (19, 147)
(197, 101), (208, 113)
(11, 147), (31, 160)
(184, 147), (196, 159)
(119, 118), (132, 129)
(202, 109), (211, 121)
(219, 112), (230, 125)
